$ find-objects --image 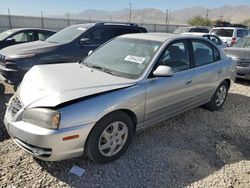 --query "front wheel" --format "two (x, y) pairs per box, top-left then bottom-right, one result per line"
(204, 81), (229, 111)
(85, 111), (134, 164)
